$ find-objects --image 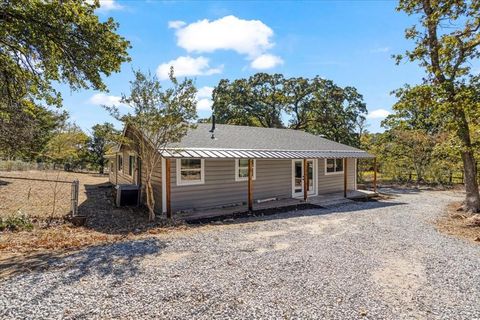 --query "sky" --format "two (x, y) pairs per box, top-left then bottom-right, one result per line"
(58, 0), (426, 135)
